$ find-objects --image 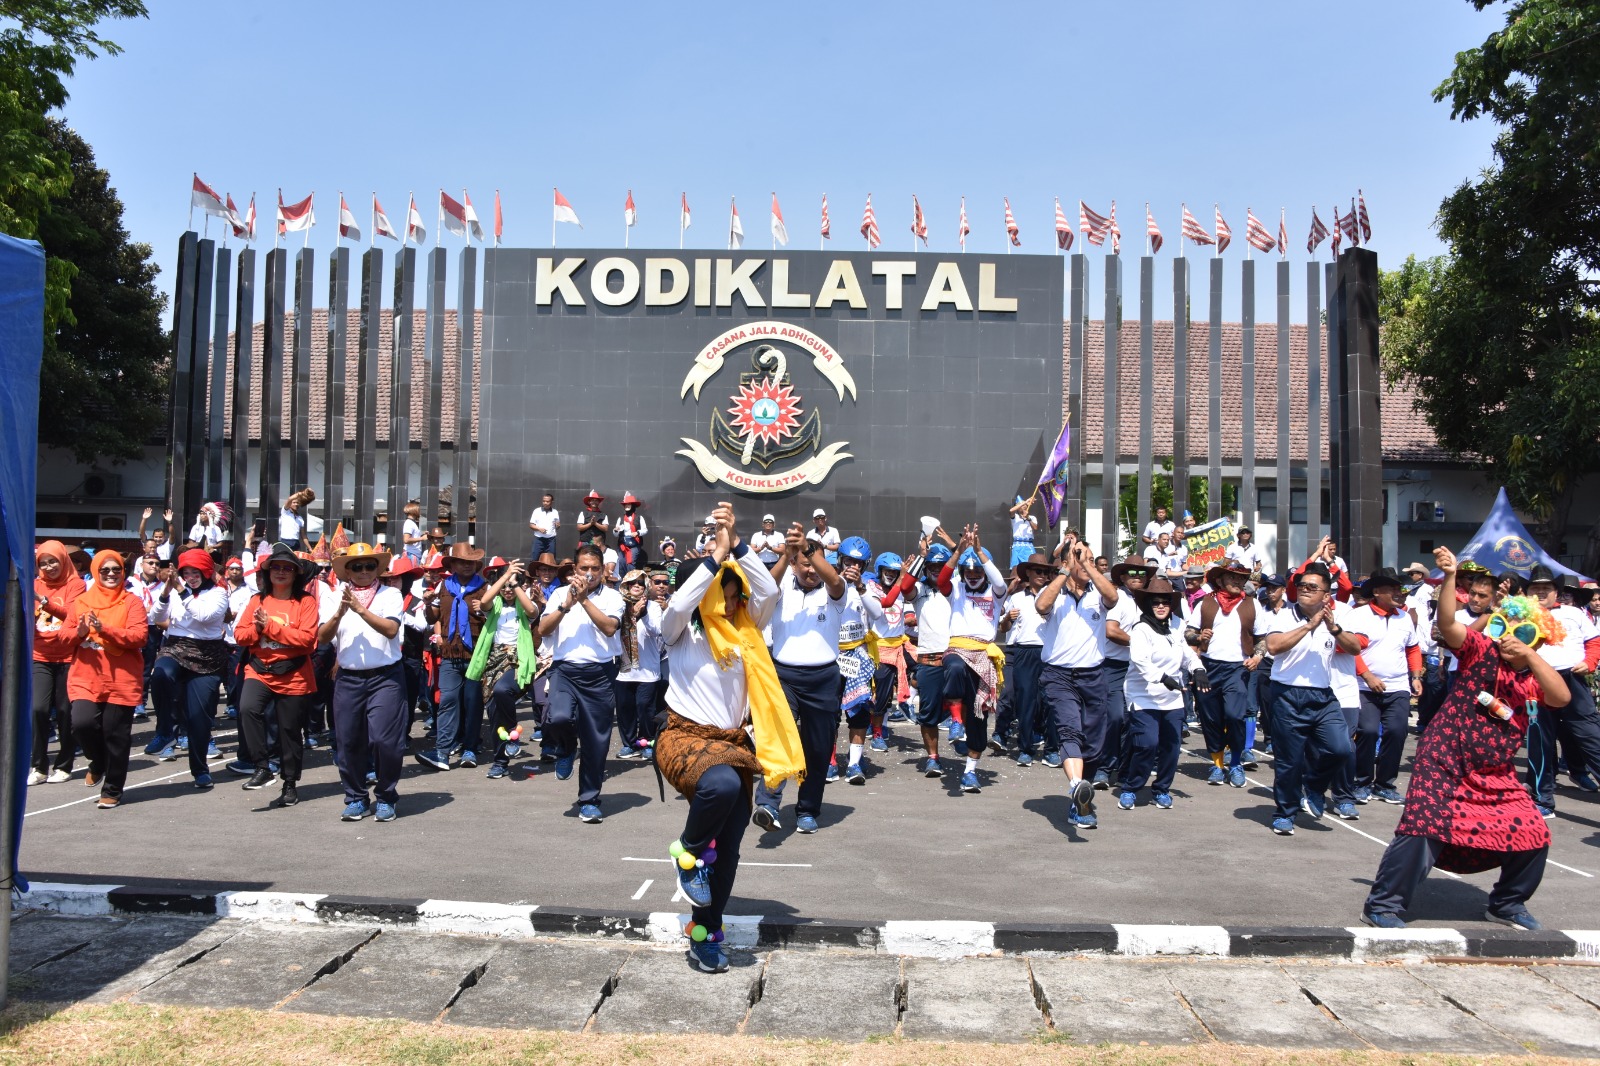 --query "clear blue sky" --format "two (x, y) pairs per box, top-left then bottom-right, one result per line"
(57, 0), (1503, 323)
